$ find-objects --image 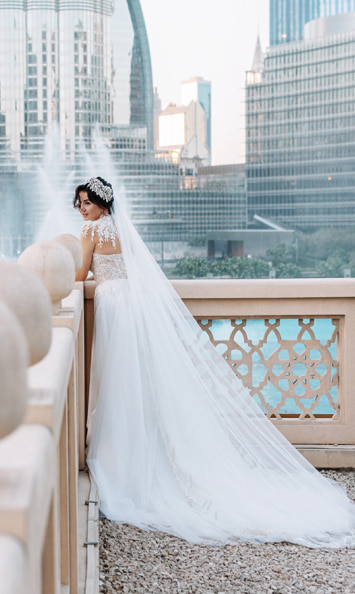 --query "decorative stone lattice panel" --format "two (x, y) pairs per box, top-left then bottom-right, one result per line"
(198, 317), (340, 420)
